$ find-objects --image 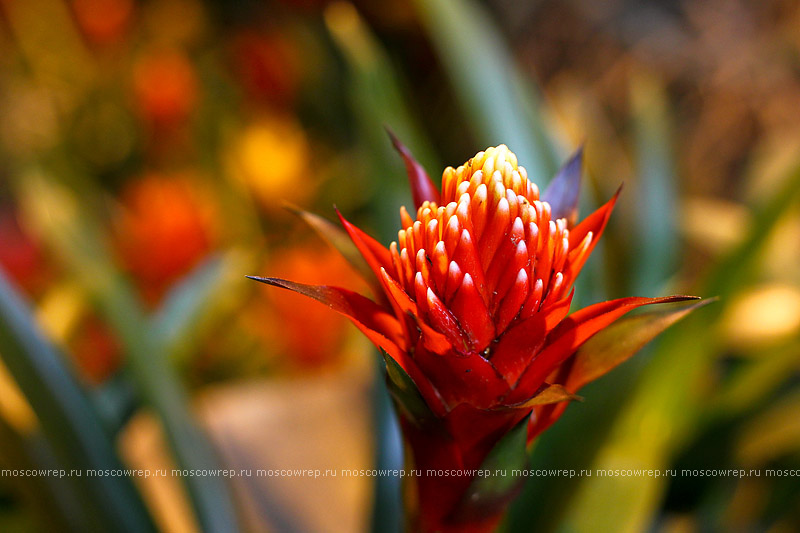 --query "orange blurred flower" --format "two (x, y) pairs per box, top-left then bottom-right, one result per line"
(72, 0), (134, 45)
(247, 244), (362, 370)
(132, 50), (198, 128)
(229, 31), (299, 107)
(0, 207), (48, 295)
(69, 314), (122, 384)
(115, 173), (217, 305)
